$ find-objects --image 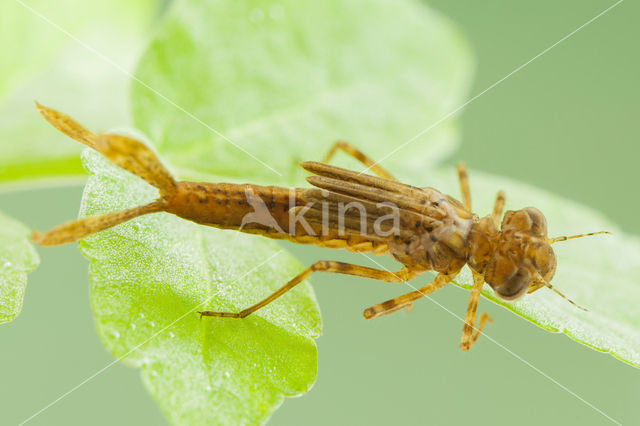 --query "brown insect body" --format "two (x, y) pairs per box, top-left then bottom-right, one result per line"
(165, 181), (389, 253)
(167, 168), (479, 277)
(32, 104), (606, 351)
